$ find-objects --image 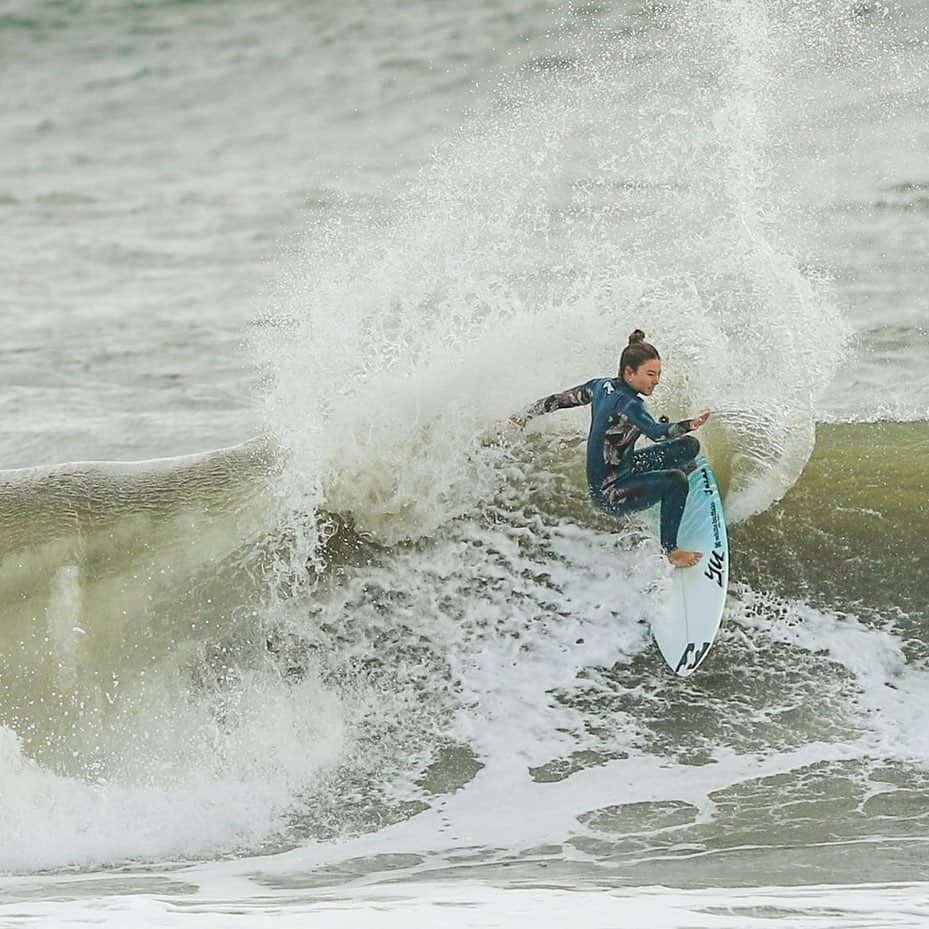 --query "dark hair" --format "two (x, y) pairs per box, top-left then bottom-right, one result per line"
(619, 329), (660, 375)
